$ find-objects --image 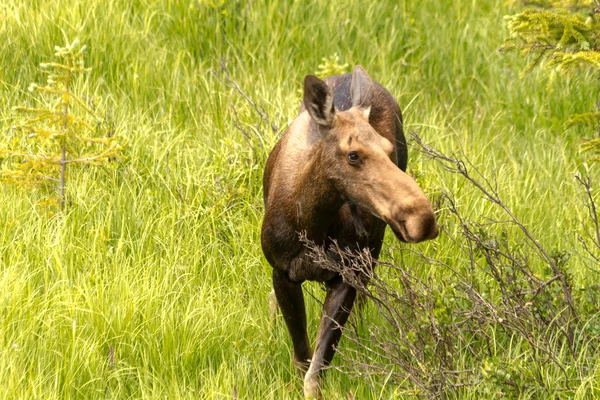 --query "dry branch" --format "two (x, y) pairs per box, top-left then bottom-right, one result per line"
(295, 132), (600, 397)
